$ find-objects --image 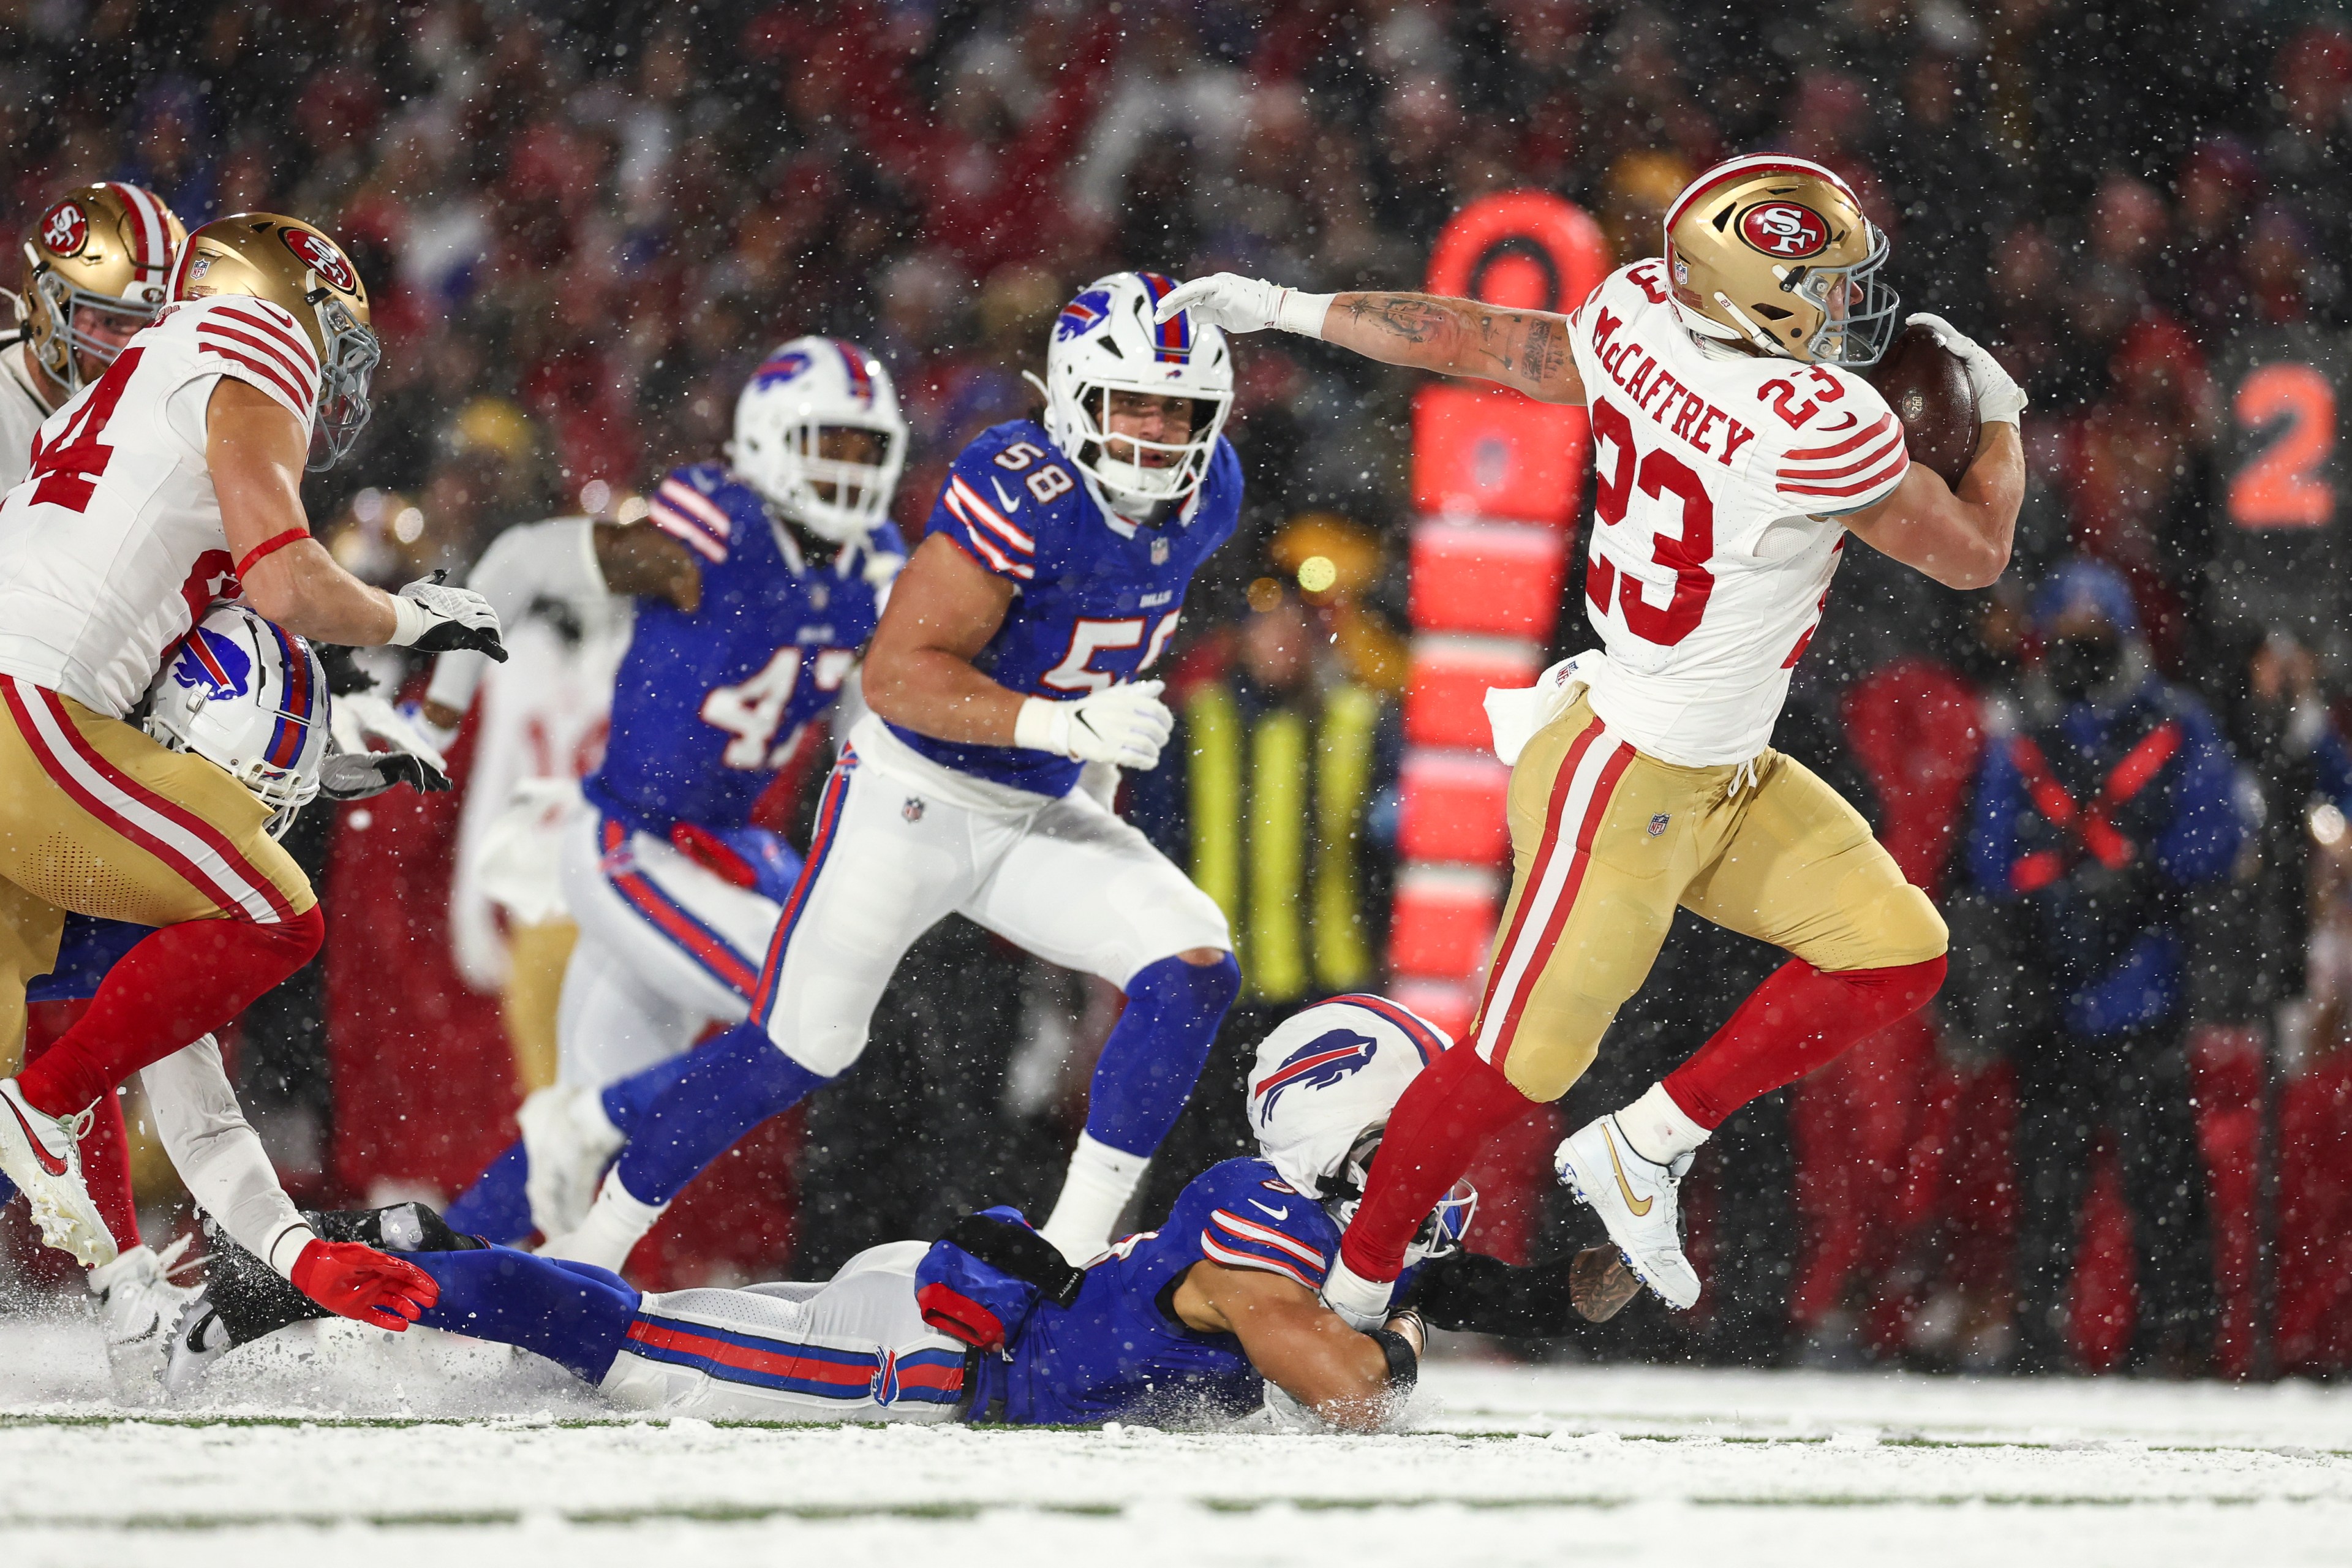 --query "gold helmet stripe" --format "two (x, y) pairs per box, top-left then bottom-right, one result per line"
(1662, 153), (1861, 236)
(103, 180), (175, 285)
